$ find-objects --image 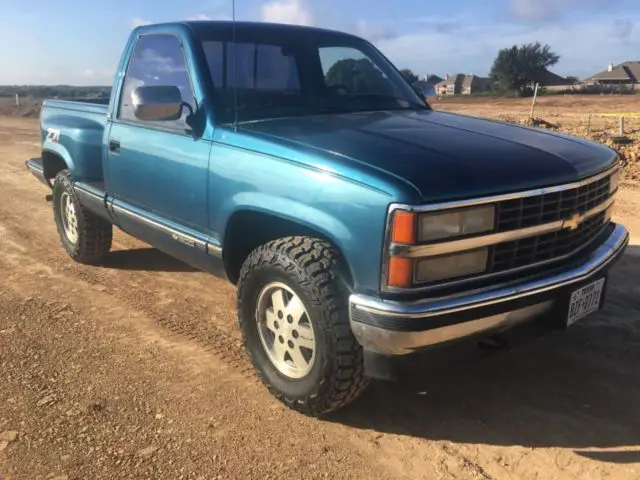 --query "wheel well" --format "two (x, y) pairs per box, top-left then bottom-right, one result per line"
(42, 151), (68, 180)
(223, 211), (354, 288)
